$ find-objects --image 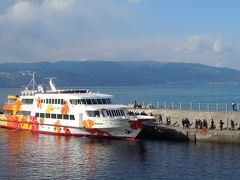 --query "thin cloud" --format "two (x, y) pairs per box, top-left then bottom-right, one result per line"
(213, 38), (223, 54)
(42, 0), (74, 11)
(180, 35), (224, 54)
